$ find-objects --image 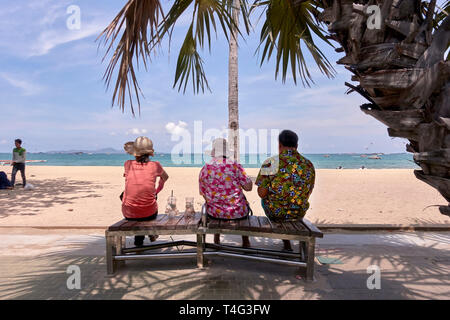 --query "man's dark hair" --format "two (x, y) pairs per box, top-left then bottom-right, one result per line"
(279, 130), (298, 148)
(15, 139), (22, 145)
